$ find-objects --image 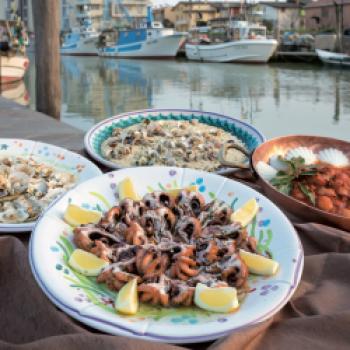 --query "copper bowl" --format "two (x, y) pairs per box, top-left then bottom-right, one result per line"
(220, 135), (350, 231)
